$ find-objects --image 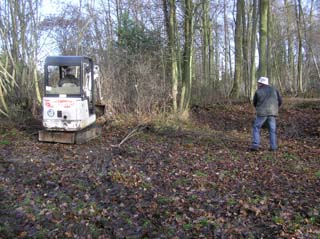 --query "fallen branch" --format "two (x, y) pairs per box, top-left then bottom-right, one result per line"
(111, 124), (148, 148)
